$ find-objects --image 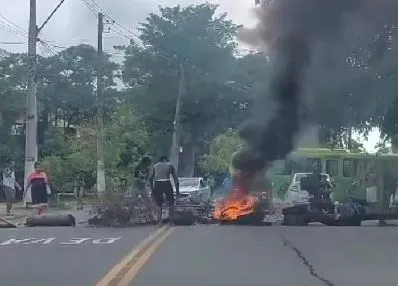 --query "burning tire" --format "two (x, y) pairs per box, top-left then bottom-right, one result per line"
(219, 209), (265, 225)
